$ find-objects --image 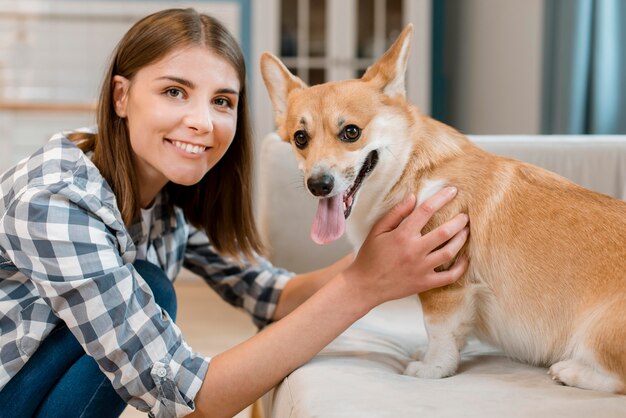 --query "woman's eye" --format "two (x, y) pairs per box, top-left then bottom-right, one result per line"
(293, 130), (309, 149)
(340, 124), (361, 142)
(214, 97), (233, 108)
(165, 88), (184, 99)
